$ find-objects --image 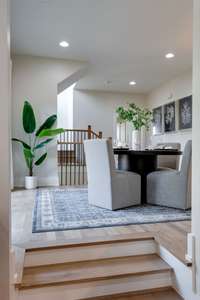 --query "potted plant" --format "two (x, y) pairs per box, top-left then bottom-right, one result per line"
(116, 103), (152, 150)
(12, 100), (64, 189)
